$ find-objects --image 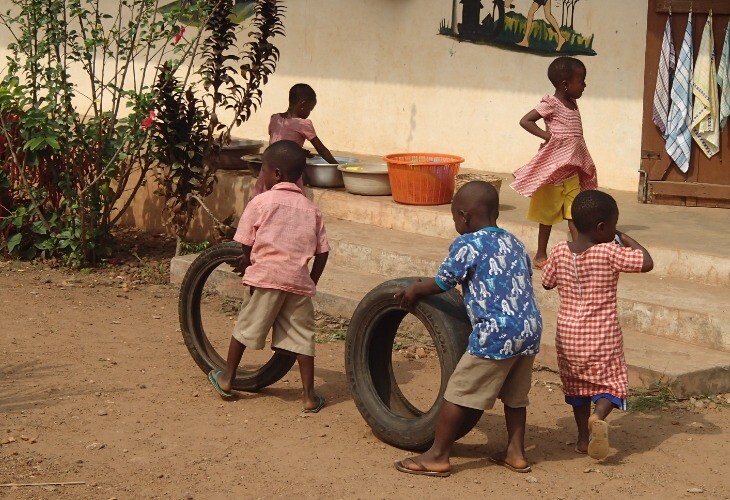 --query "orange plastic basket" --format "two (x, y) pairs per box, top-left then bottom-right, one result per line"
(384, 153), (464, 205)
